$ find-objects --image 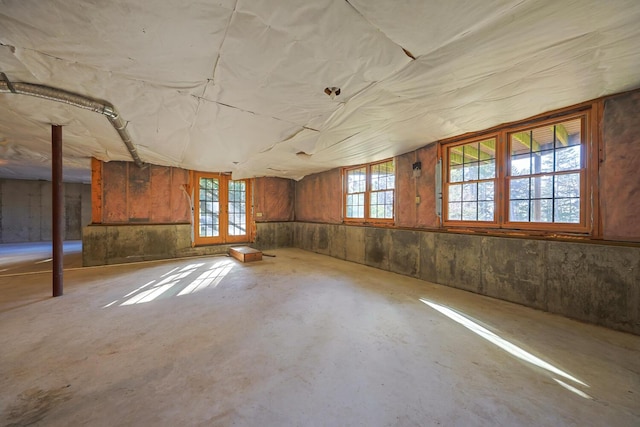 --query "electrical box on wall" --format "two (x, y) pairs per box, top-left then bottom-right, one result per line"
(412, 161), (422, 178)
